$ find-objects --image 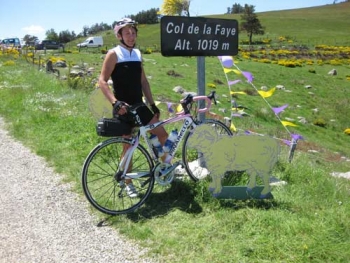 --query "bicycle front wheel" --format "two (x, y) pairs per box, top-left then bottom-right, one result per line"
(182, 119), (233, 182)
(82, 137), (154, 215)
